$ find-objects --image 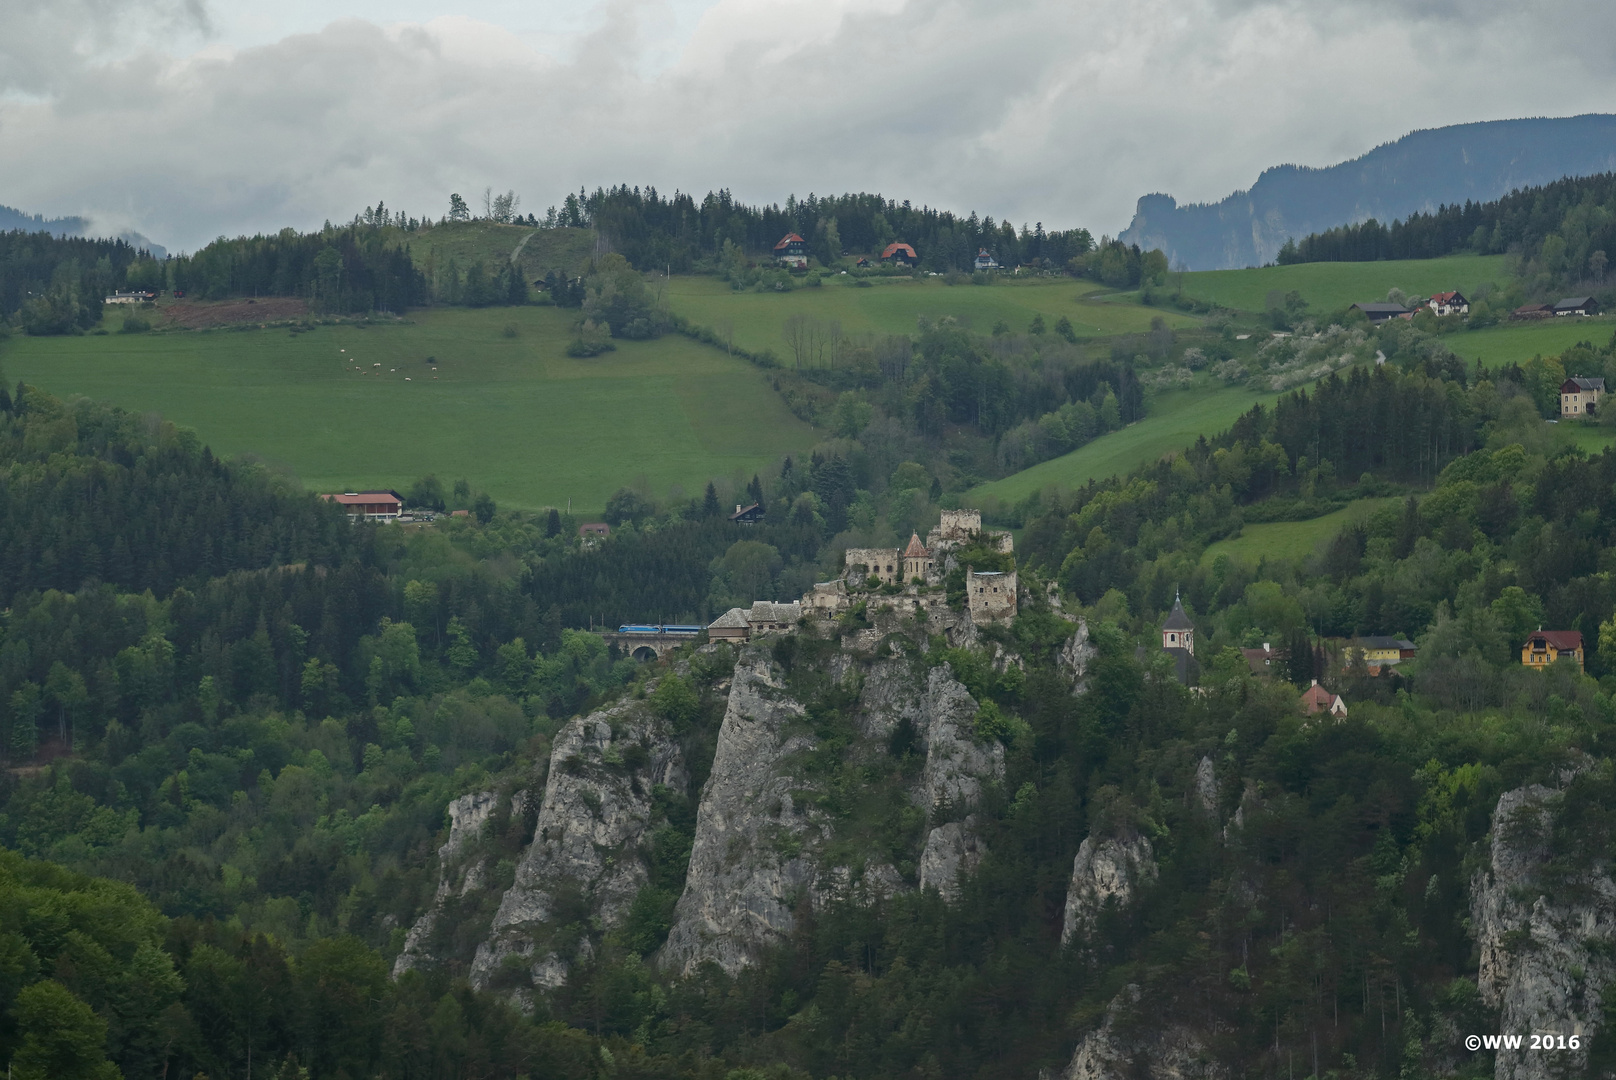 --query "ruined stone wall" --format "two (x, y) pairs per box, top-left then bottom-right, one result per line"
(967, 568), (1017, 625)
